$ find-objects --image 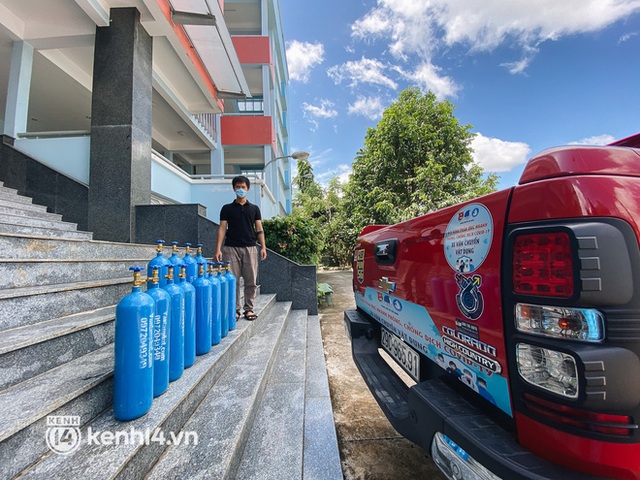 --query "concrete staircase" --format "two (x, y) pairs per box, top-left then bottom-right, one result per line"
(0, 182), (342, 480)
